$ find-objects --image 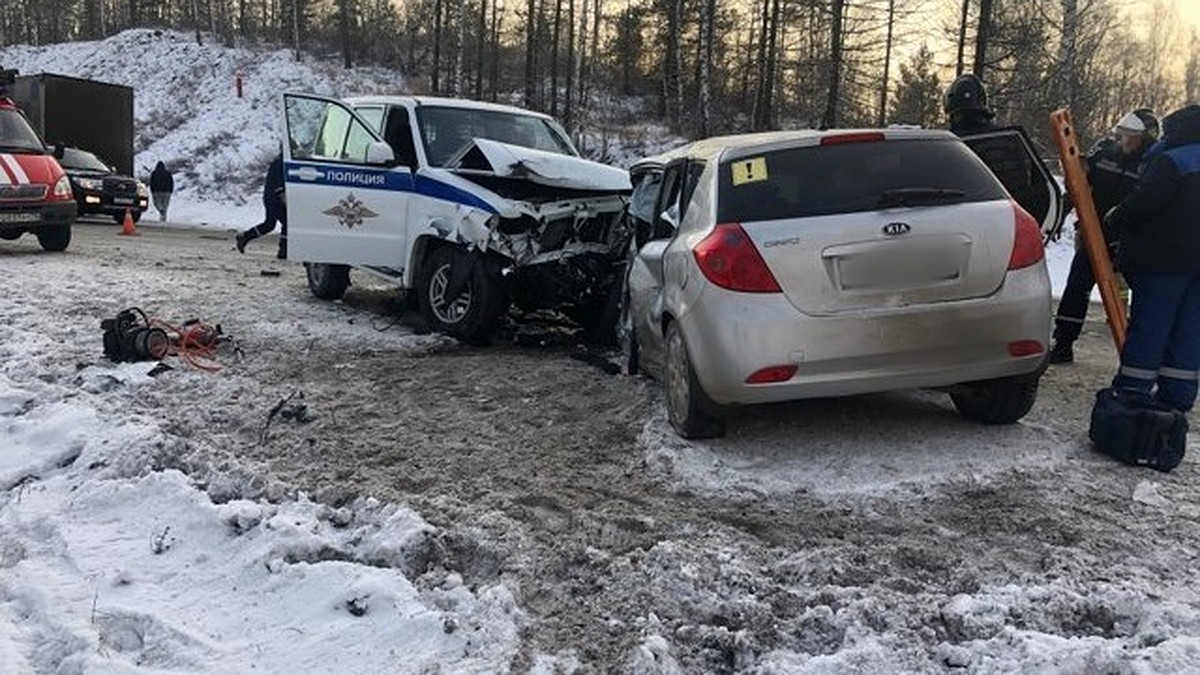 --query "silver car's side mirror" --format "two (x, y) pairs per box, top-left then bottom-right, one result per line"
(366, 140), (397, 166)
